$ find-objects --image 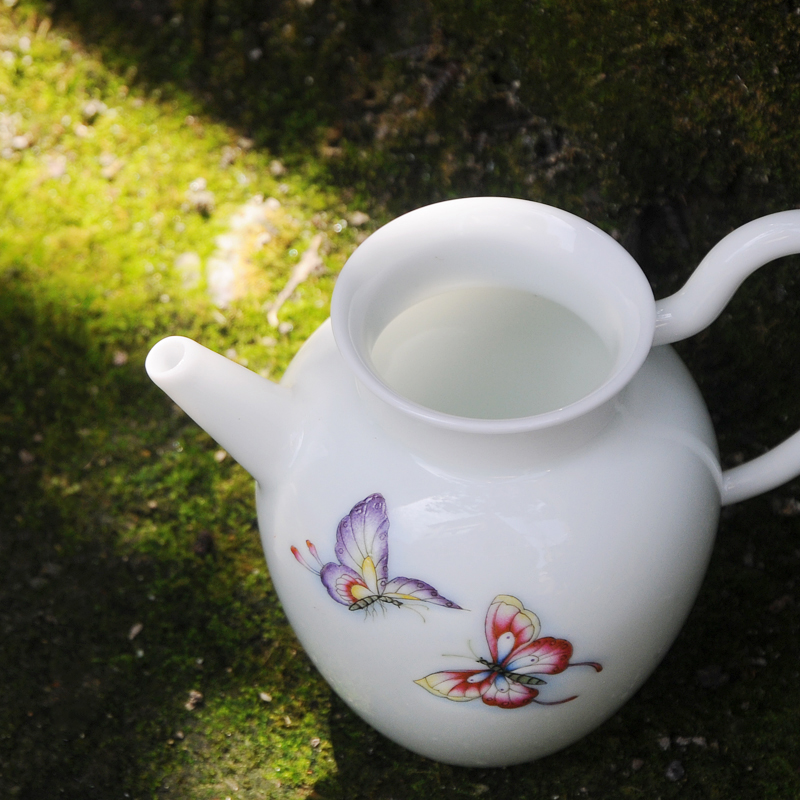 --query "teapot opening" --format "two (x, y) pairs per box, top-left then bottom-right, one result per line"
(370, 286), (615, 419)
(331, 197), (656, 434)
